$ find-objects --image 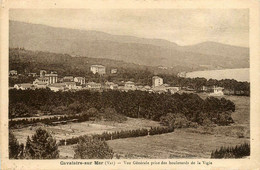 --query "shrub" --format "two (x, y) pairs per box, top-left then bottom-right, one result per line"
(74, 137), (113, 159)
